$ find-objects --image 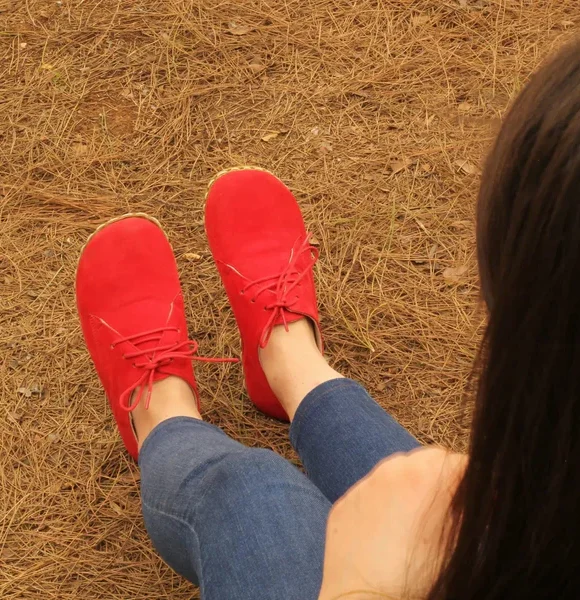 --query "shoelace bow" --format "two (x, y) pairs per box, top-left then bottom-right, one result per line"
(114, 327), (237, 412)
(240, 234), (319, 348)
